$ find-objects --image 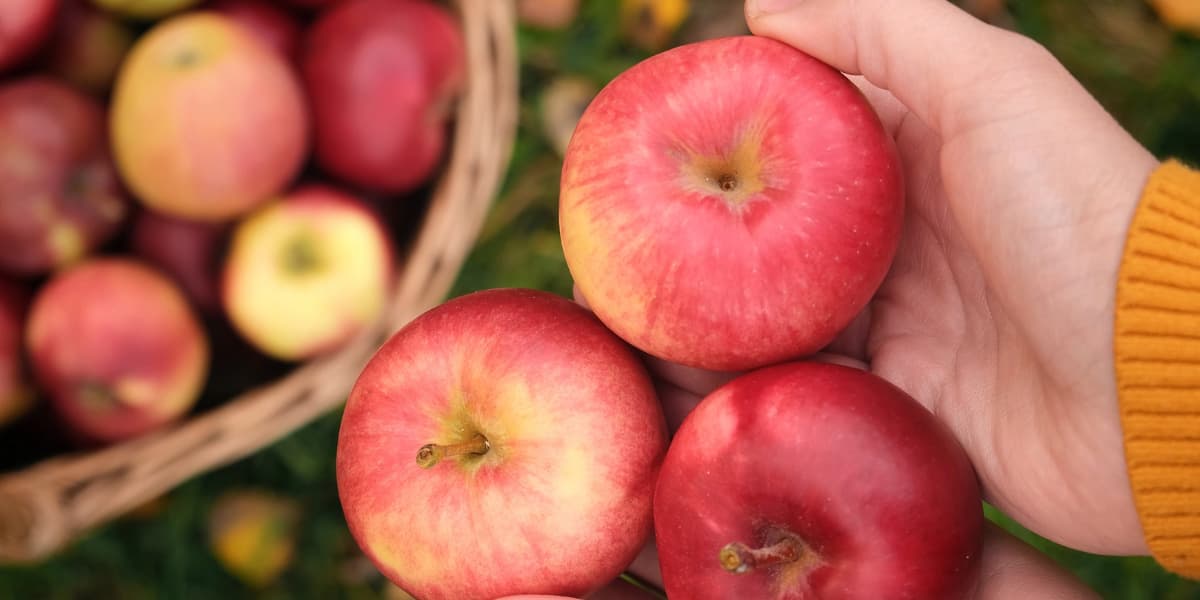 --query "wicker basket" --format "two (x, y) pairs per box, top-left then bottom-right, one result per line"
(0, 0), (518, 563)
